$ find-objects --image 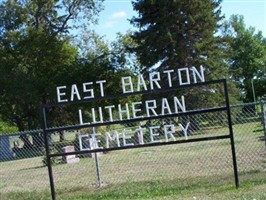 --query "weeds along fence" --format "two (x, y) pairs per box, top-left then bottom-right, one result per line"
(0, 101), (266, 197)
